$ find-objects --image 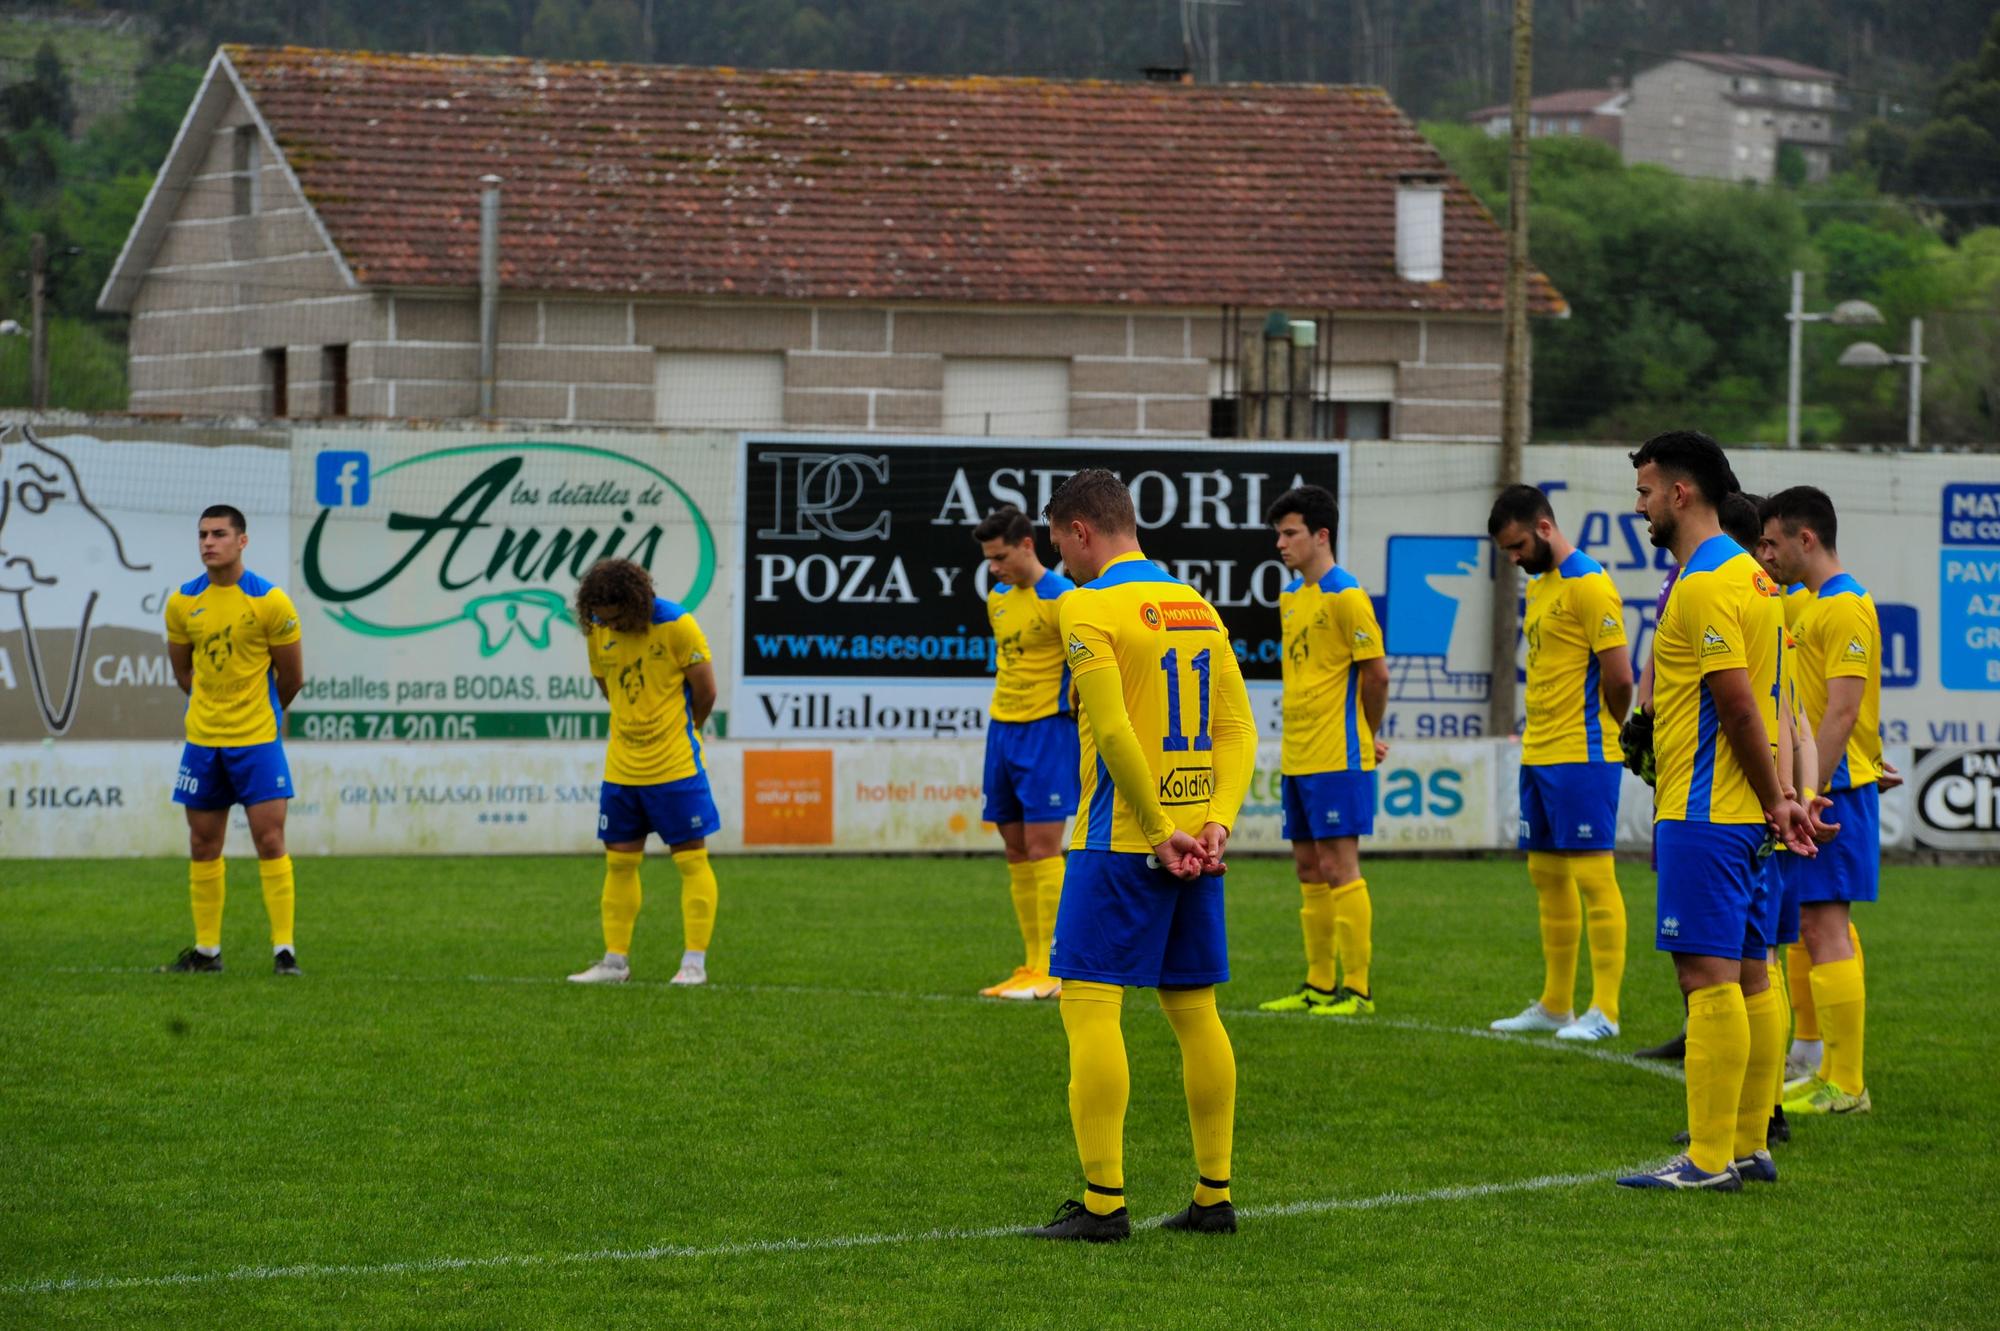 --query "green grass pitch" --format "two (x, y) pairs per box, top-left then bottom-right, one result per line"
(2, 854), (1995, 1328)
